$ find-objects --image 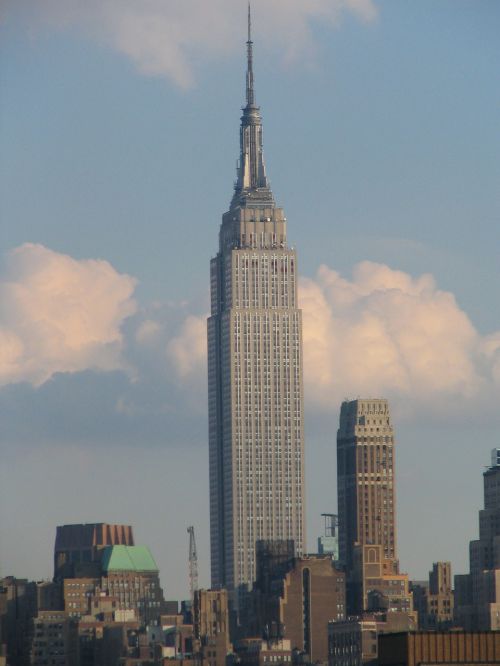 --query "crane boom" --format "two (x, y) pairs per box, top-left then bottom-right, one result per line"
(187, 525), (199, 600)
